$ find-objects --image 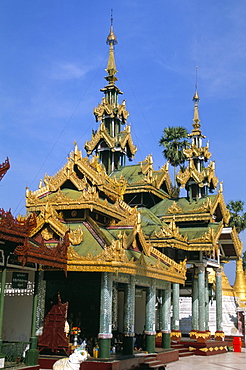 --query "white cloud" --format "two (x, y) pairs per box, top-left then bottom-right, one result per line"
(49, 61), (91, 80)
